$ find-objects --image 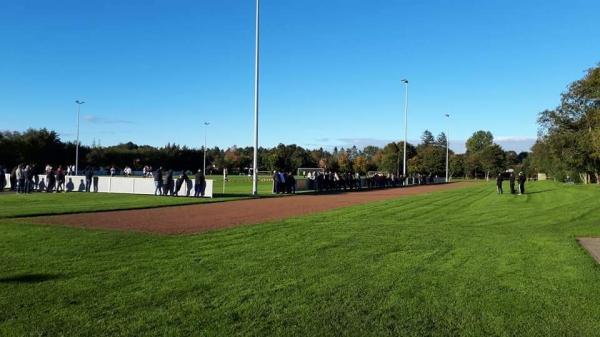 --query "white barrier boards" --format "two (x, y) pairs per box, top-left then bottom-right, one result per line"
(3, 174), (213, 198)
